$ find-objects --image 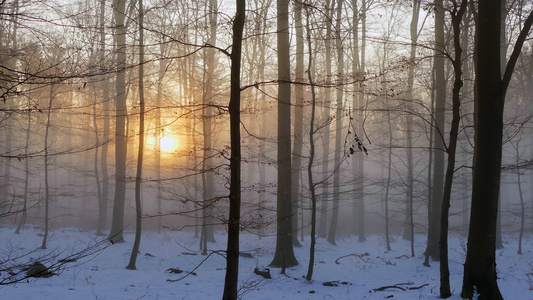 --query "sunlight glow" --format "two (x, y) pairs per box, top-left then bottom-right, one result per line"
(160, 136), (178, 153)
